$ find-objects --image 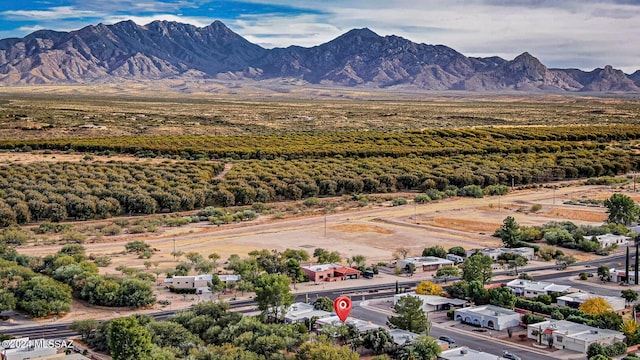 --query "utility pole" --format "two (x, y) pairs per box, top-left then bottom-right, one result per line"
(635, 238), (639, 285)
(511, 175), (515, 189)
(324, 215), (327, 237)
(173, 237), (176, 260)
(626, 245), (630, 285)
